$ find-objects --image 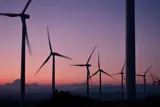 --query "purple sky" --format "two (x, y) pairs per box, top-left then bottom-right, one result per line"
(0, 0), (159, 85)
